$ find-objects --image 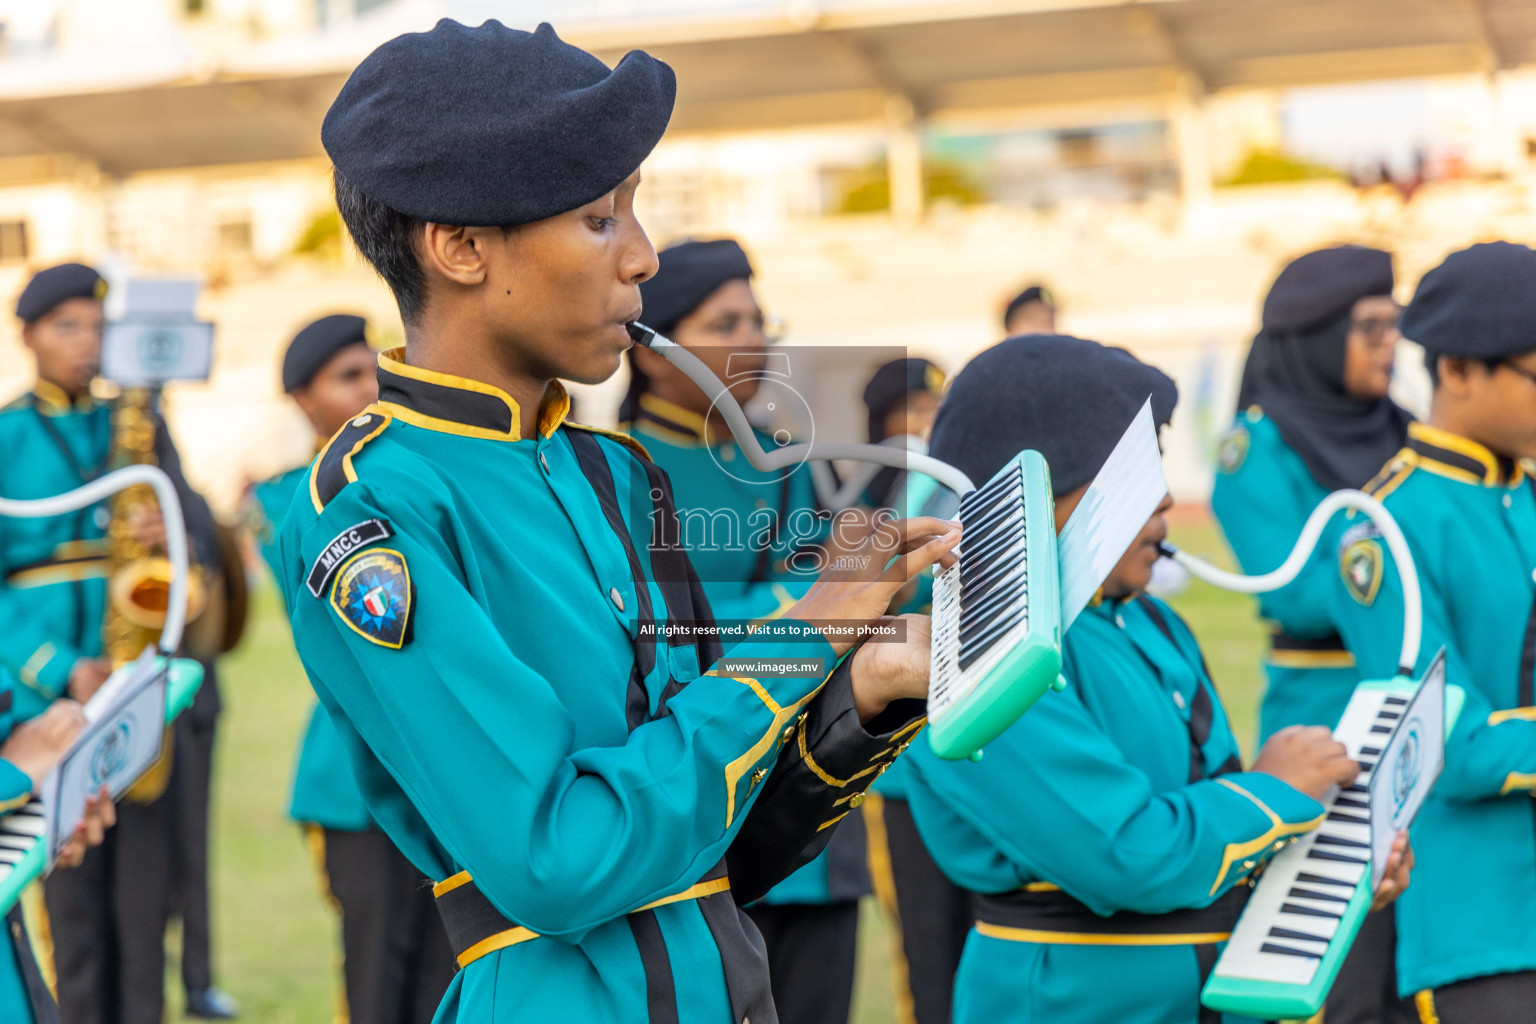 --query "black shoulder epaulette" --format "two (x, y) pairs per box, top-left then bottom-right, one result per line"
(309, 406), (392, 513)
(1362, 448), (1416, 497)
(564, 420), (653, 463)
